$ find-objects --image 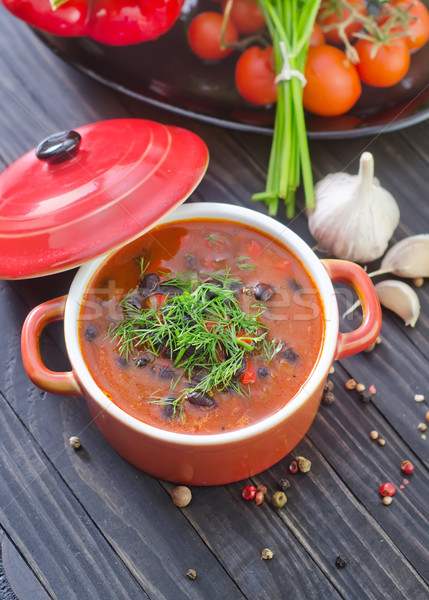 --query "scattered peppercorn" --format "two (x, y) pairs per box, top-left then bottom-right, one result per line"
(257, 484), (268, 495)
(382, 496), (393, 506)
(288, 460), (298, 474)
(186, 569), (197, 580)
(426, 411), (429, 423)
(335, 555), (347, 568)
(417, 423), (427, 432)
(278, 478), (291, 491)
(376, 336), (382, 345)
(414, 394), (425, 402)
(363, 341), (376, 353)
(322, 390), (335, 406)
(413, 277), (424, 287)
(377, 438), (386, 446)
(369, 430), (379, 440)
(296, 456), (312, 473)
(261, 548), (274, 560)
(356, 383), (366, 393)
(345, 378), (357, 390)
(329, 366), (335, 375)
(359, 391), (372, 403)
(379, 482), (396, 497)
(368, 384), (376, 395)
(401, 460), (414, 475)
(422, 434), (427, 440)
(69, 436), (81, 449)
(255, 491), (265, 506)
(241, 485), (257, 501)
(271, 491), (287, 508)
(171, 486), (192, 507)
(324, 379), (334, 392)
